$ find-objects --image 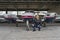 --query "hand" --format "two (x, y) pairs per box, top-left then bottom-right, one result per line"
(32, 24), (34, 26)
